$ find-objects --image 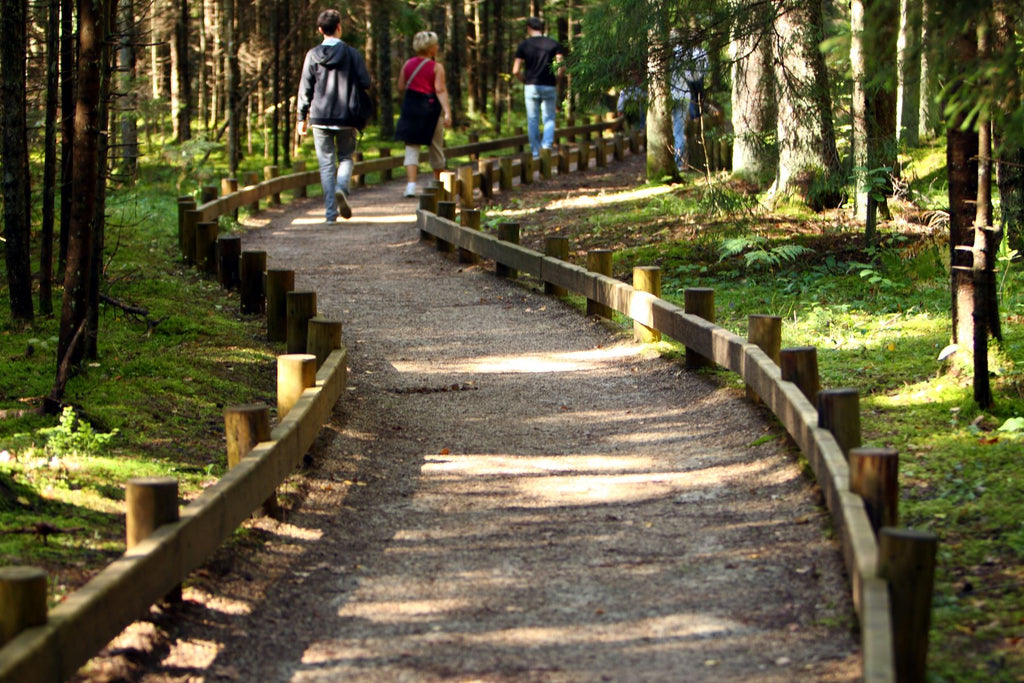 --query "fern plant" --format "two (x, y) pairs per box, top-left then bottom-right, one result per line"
(718, 234), (813, 271)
